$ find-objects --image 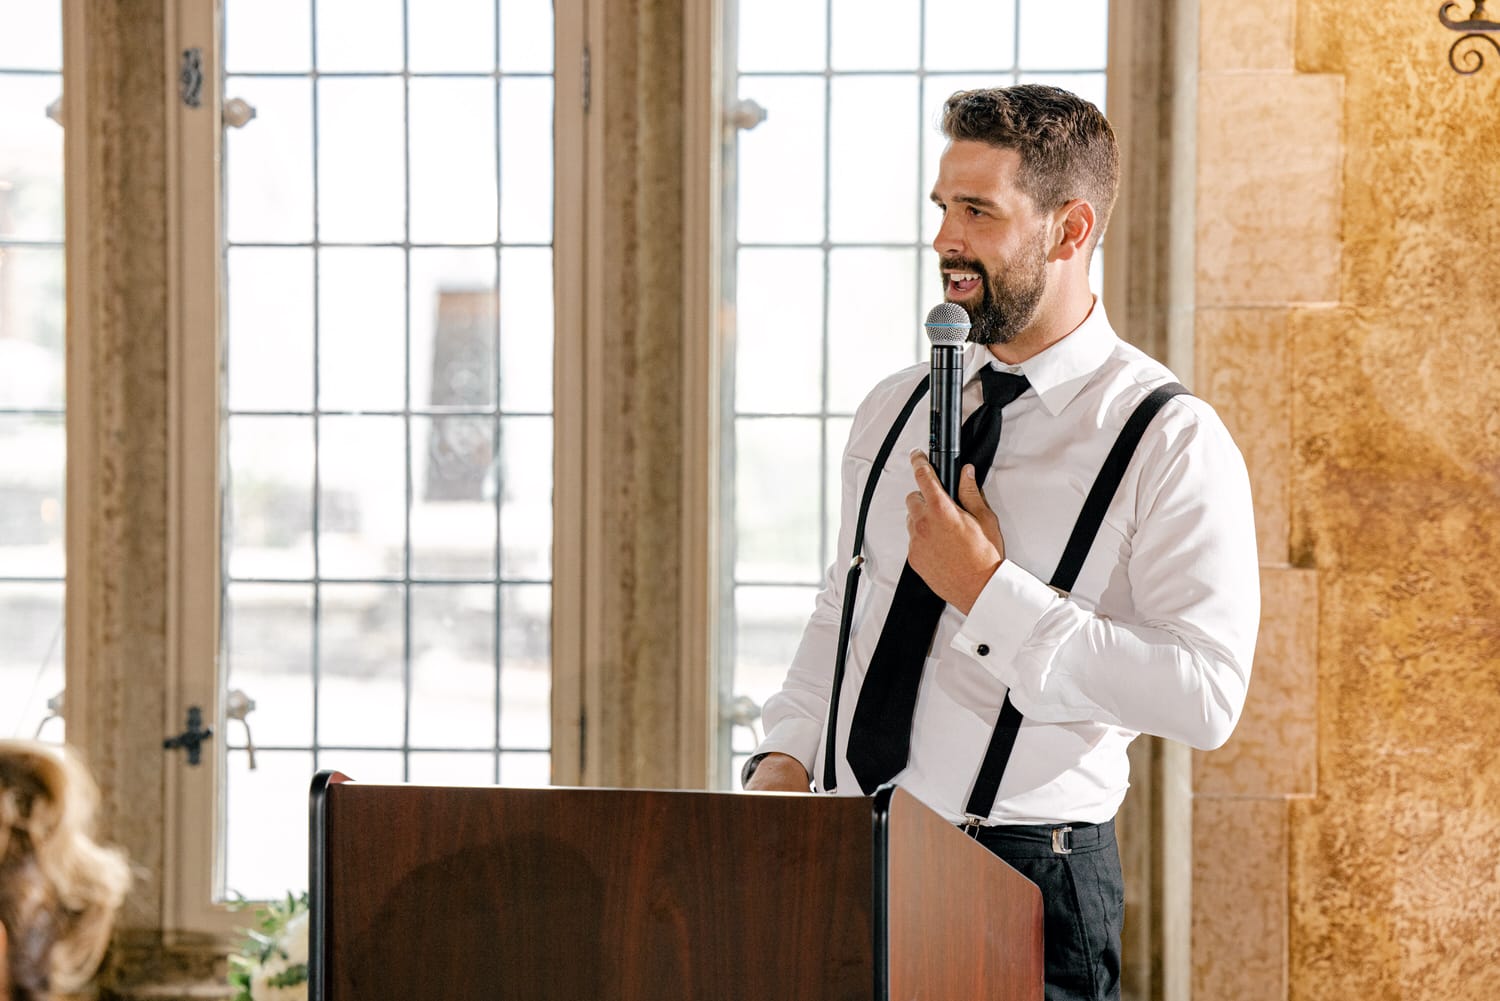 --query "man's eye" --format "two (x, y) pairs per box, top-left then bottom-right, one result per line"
(967, 206), (983, 217)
